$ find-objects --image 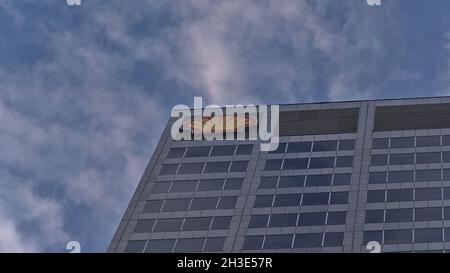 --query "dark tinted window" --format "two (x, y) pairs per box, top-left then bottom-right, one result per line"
(330, 192), (349, 204)
(230, 161), (248, 172)
(302, 193), (329, 206)
(309, 157), (335, 169)
(386, 189), (413, 202)
(384, 229), (412, 244)
(323, 232), (344, 247)
(367, 190), (385, 203)
(174, 238), (205, 252)
(443, 152), (450, 163)
(336, 156), (353, 167)
(371, 155), (388, 166)
(178, 163), (204, 174)
(385, 208), (413, 223)
(415, 187), (441, 201)
(313, 140), (338, 152)
(162, 199), (191, 212)
(414, 228), (443, 243)
(204, 162), (230, 173)
(287, 142), (312, 153)
(160, 164), (178, 175)
(273, 194), (301, 207)
(416, 152), (441, 164)
(389, 153), (414, 165)
(363, 231), (382, 244)
(185, 146), (210, 157)
(369, 172), (387, 184)
(338, 140), (355, 151)
(190, 197), (218, 210)
(134, 219), (155, 233)
(416, 136), (440, 147)
(197, 179), (224, 191)
(217, 196), (238, 209)
(151, 182), (171, 193)
(327, 211), (347, 225)
(210, 145), (236, 156)
(236, 144), (254, 155)
(264, 159), (283, 171)
(182, 217), (212, 231)
(390, 137), (415, 148)
(444, 169), (450, 181)
(294, 233), (323, 248)
(372, 138), (389, 149)
(269, 143), (286, 154)
(279, 176), (305, 188)
(415, 207), (442, 221)
(145, 239), (175, 253)
(124, 240), (147, 253)
(444, 187), (450, 199)
(254, 195), (273, 207)
(333, 173), (352, 185)
(305, 174), (332, 187)
(242, 236), (264, 250)
(443, 135), (450, 146)
(283, 158), (309, 170)
(143, 200), (164, 213)
(298, 212), (326, 226)
(268, 213), (298, 227)
(365, 210), (384, 223)
(211, 216), (232, 230)
(204, 237), (226, 251)
(259, 177), (278, 189)
(263, 235), (293, 250)
(445, 207), (450, 220)
(388, 171), (414, 183)
(248, 215), (269, 228)
(415, 169), (441, 182)
(224, 178), (243, 190)
(154, 218), (183, 232)
(170, 180), (197, 192)
(167, 148), (186, 158)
